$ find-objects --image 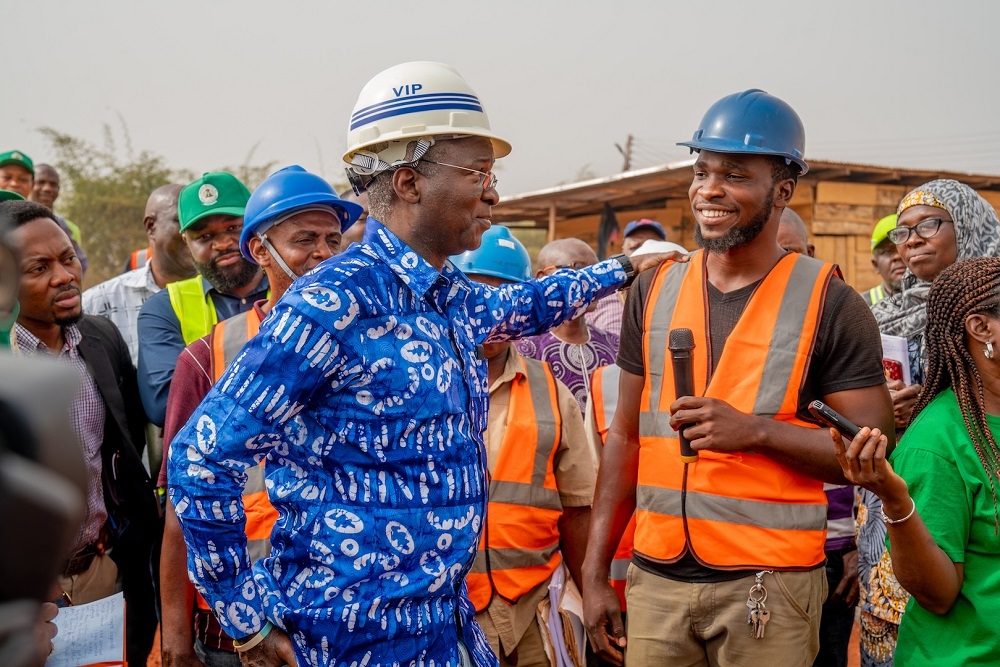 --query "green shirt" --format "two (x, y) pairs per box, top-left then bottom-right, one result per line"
(890, 388), (1000, 666)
